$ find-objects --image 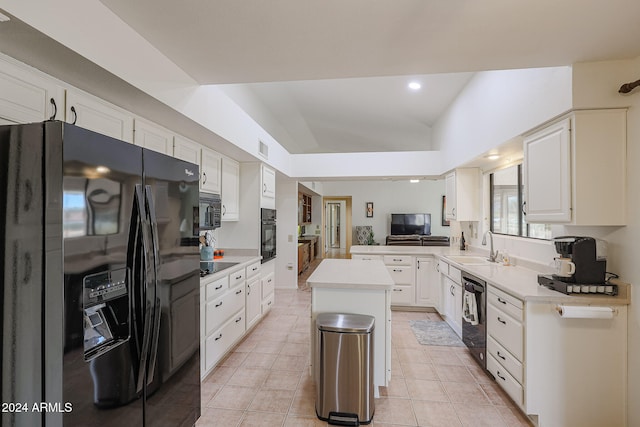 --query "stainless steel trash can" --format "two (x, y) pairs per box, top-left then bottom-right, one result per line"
(316, 313), (375, 426)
